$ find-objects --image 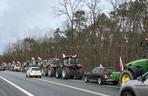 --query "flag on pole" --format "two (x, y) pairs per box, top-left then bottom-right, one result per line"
(31, 57), (35, 60)
(13, 61), (15, 64)
(17, 61), (21, 64)
(38, 56), (42, 60)
(99, 64), (104, 68)
(63, 53), (65, 58)
(120, 56), (124, 71)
